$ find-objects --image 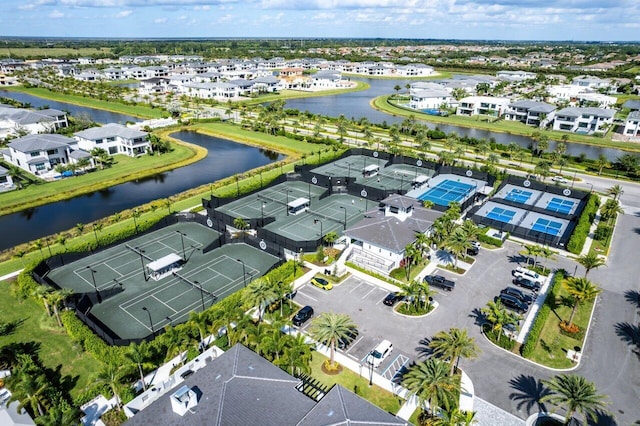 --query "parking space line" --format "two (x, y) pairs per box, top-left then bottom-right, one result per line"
(361, 286), (377, 299)
(349, 281), (366, 293)
(296, 289), (318, 302)
(345, 335), (366, 353)
(382, 354), (410, 380)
